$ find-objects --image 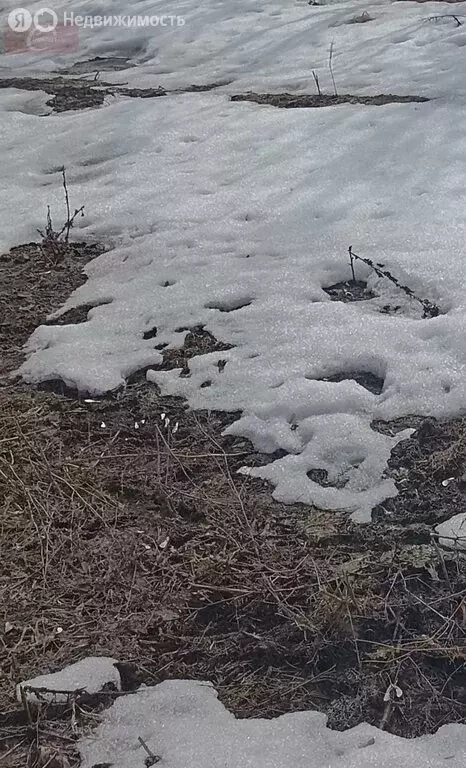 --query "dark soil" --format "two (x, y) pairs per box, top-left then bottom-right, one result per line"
(0, 77), (108, 111)
(1, 240), (465, 767)
(45, 300), (113, 327)
(230, 92), (430, 109)
(0, 76), (230, 114)
(172, 80), (232, 93)
(324, 280), (375, 302)
(374, 417), (466, 526)
(0, 78), (430, 114)
(0, 76), (167, 112)
(317, 370), (384, 394)
(0, 240), (104, 378)
(159, 325), (233, 374)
